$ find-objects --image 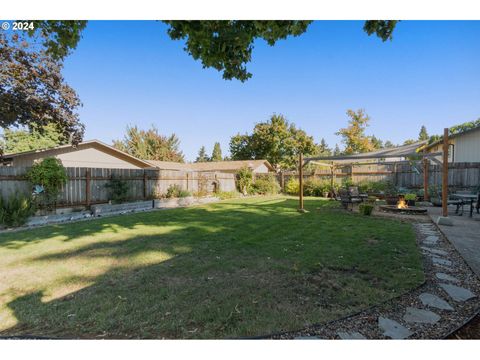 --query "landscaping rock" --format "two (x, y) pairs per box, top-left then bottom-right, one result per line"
(435, 273), (460, 283)
(421, 247), (448, 256)
(431, 256), (453, 267)
(294, 336), (321, 340)
(425, 235), (440, 243)
(419, 293), (454, 311)
(403, 307), (441, 324)
(91, 201), (153, 216)
(439, 283), (476, 302)
(337, 331), (366, 339)
(378, 317), (412, 339)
